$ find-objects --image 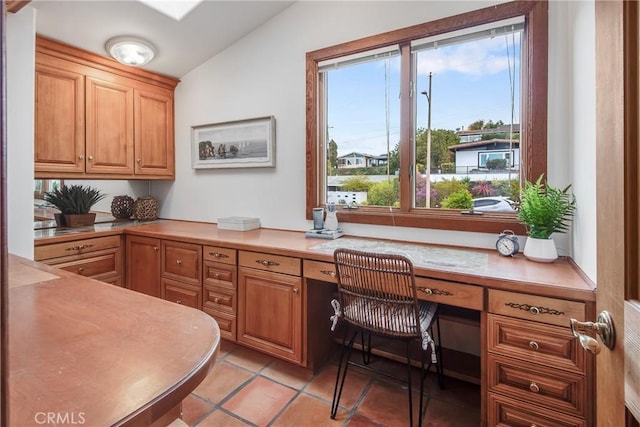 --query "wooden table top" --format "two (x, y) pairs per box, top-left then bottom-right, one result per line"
(8, 254), (220, 426)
